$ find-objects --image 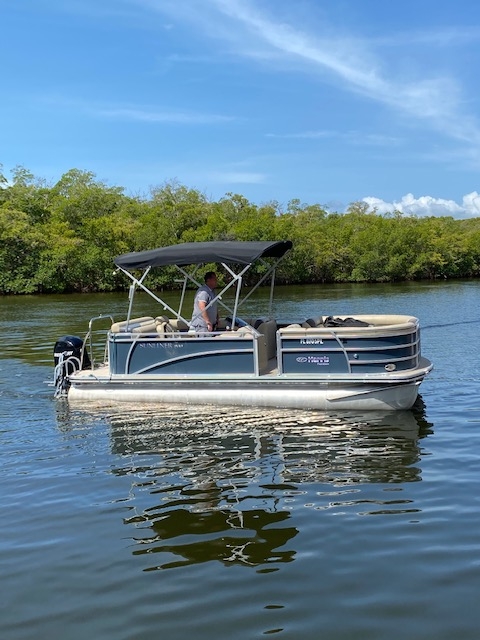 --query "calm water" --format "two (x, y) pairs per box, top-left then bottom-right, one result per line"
(1, 281), (480, 639)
